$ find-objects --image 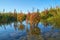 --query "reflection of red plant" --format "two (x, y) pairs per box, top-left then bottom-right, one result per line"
(31, 27), (40, 35)
(19, 24), (25, 30)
